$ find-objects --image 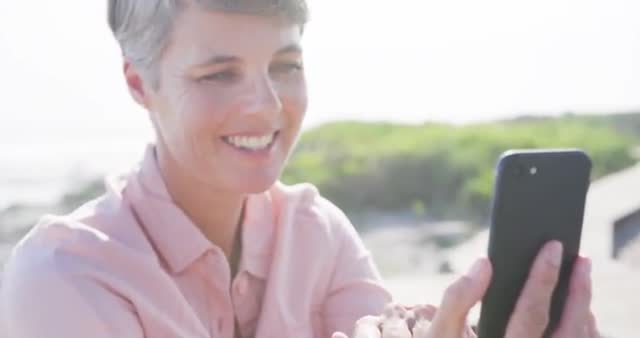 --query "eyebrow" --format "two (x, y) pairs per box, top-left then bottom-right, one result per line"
(195, 43), (303, 67)
(195, 55), (240, 68)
